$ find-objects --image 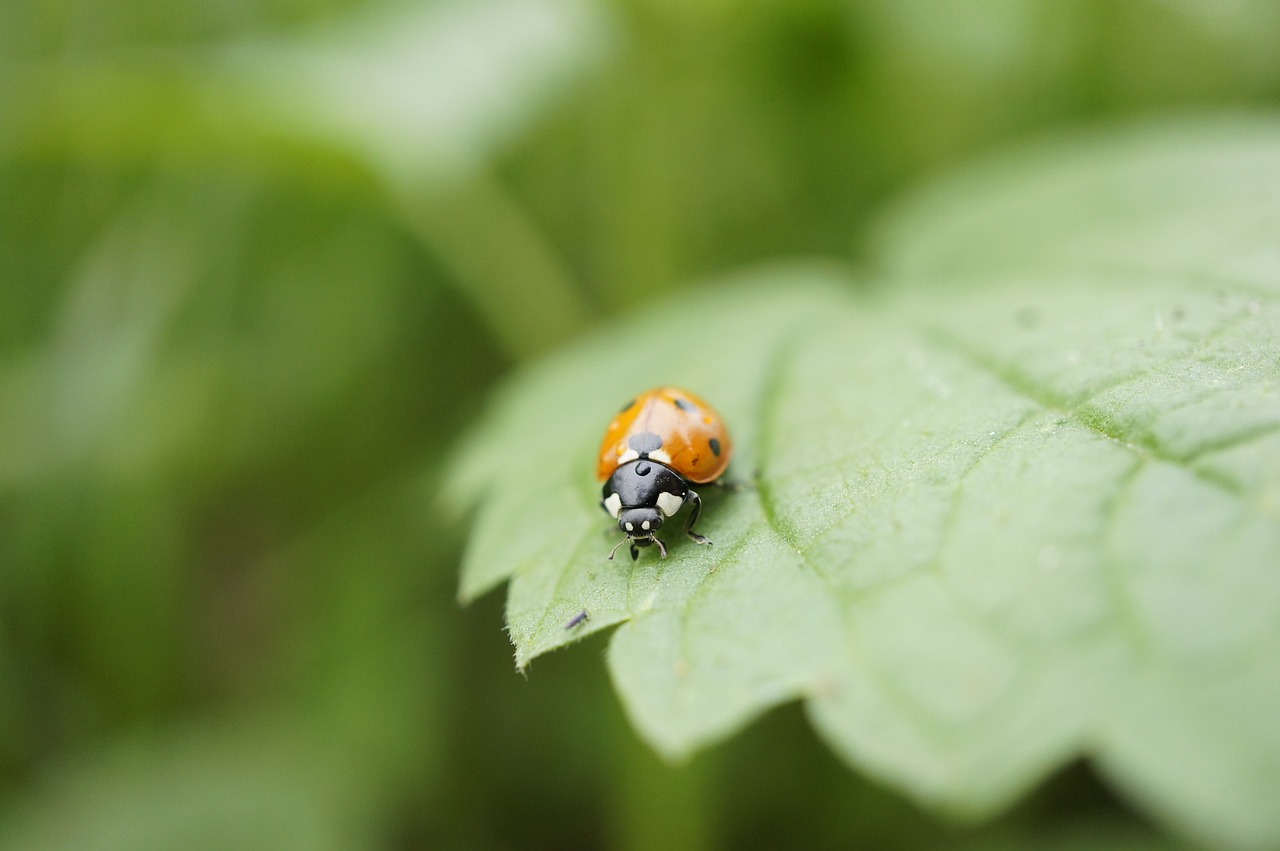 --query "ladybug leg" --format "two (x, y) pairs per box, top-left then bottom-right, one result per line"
(630, 543), (640, 561)
(684, 490), (712, 546)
